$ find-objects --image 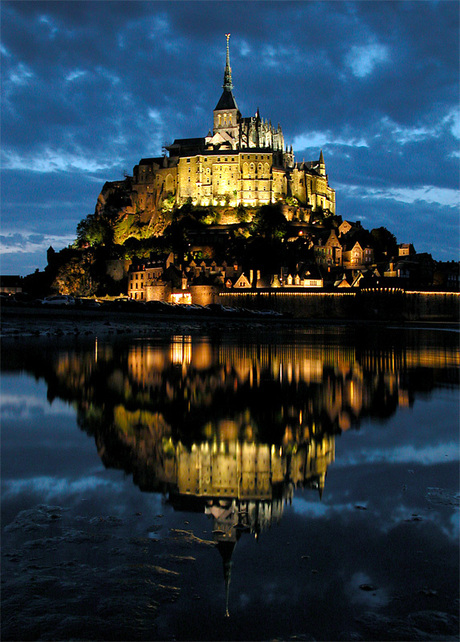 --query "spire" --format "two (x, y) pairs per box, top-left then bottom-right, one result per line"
(319, 149), (326, 176)
(223, 33), (233, 91)
(214, 33), (238, 112)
